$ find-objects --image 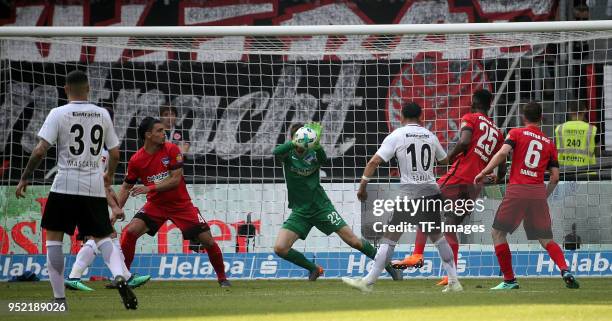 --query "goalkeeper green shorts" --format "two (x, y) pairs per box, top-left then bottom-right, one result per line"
(281, 206), (347, 240)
